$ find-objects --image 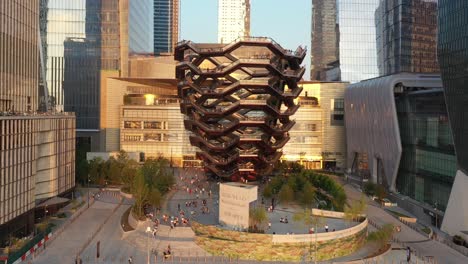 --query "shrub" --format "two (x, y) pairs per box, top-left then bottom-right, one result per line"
(368, 224), (394, 247)
(363, 182), (376, 196)
(453, 235), (465, 246)
(56, 212), (67, 218)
